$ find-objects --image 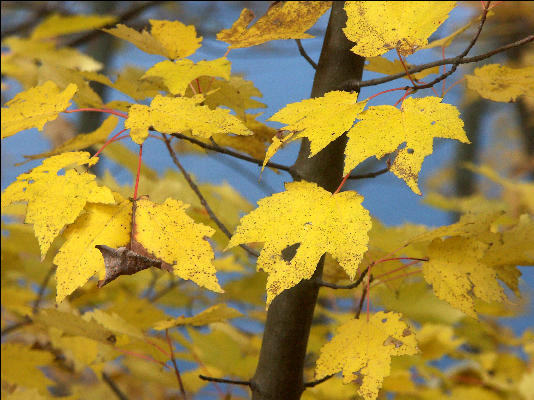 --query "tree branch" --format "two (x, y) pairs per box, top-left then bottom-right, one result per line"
(316, 265), (369, 290)
(304, 374), (334, 388)
(162, 134), (259, 258)
(102, 372), (130, 400)
(295, 39), (318, 69)
(341, 34), (534, 91)
(348, 166), (389, 180)
(168, 132), (293, 175)
(198, 375), (251, 387)
(166, 329), (187, 399)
